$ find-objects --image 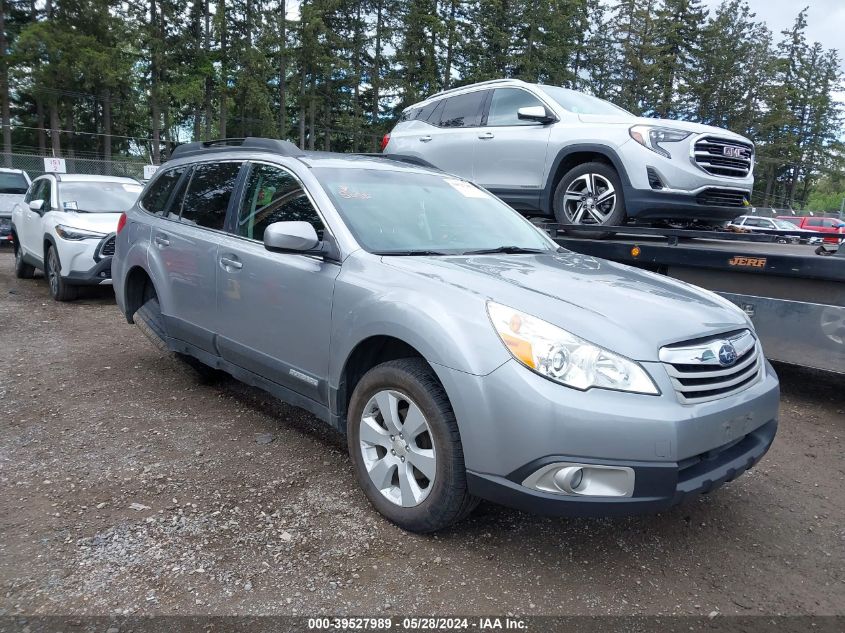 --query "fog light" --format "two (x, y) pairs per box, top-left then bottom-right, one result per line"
(523, 462), (635, 497)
